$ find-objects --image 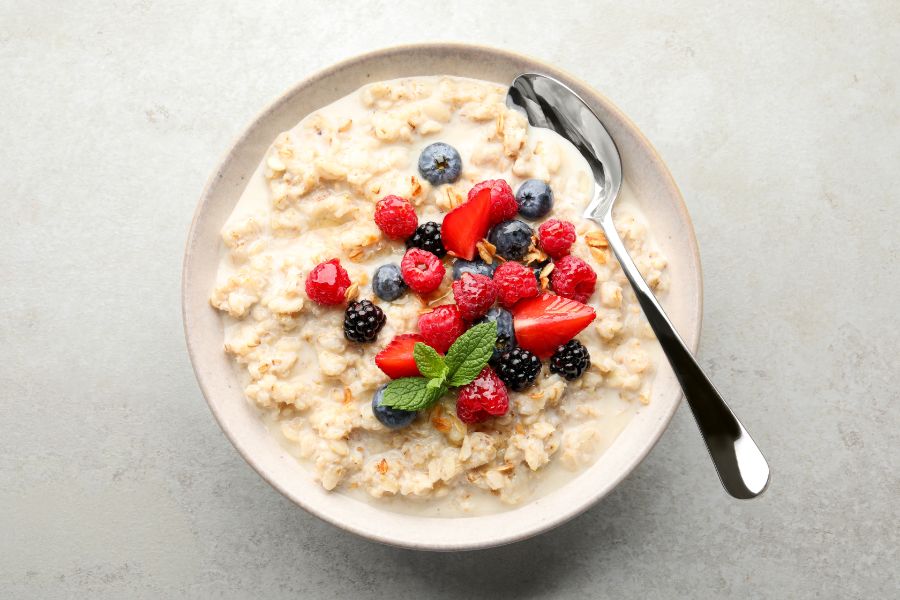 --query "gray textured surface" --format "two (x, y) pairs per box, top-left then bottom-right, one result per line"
(1, 1), (897, 598)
